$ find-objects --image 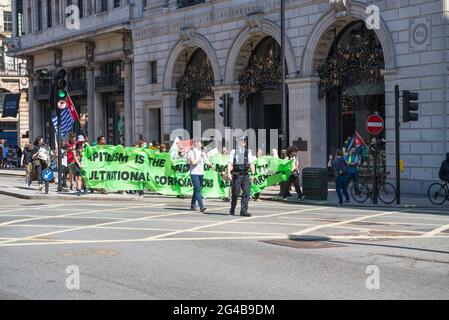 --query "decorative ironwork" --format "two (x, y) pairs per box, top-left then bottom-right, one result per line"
(176, 51), (214, 107)
(95, 74), (124, 92)
(178, 0), (205, 9)
(317, 24), (385, 98)
(238, 38), (282, 105)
